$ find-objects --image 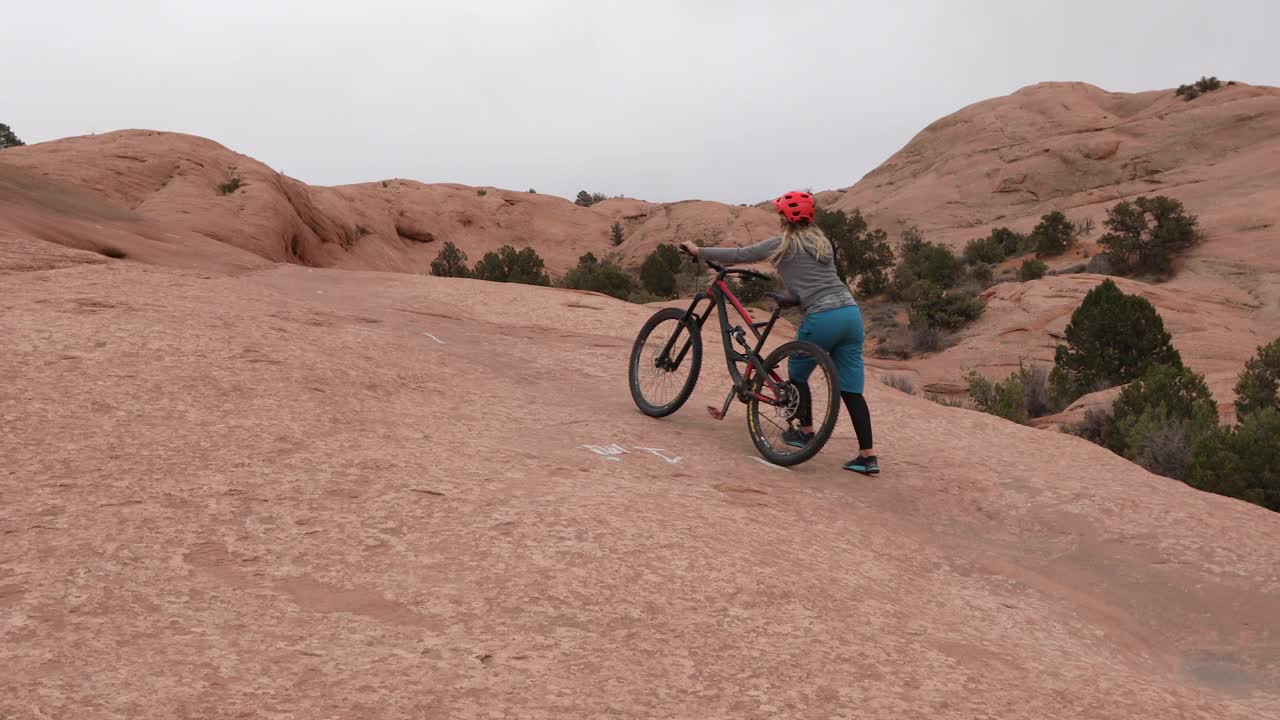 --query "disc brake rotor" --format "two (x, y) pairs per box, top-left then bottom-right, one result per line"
(777, 381), (802, 422)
